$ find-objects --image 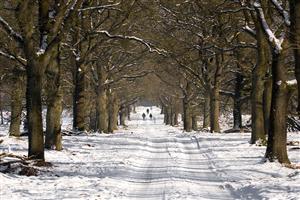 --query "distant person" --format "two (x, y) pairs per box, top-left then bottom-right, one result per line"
(149, 114), (153, 120)
(146, 109), (149, 114)
(142, 113), (146, 120)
